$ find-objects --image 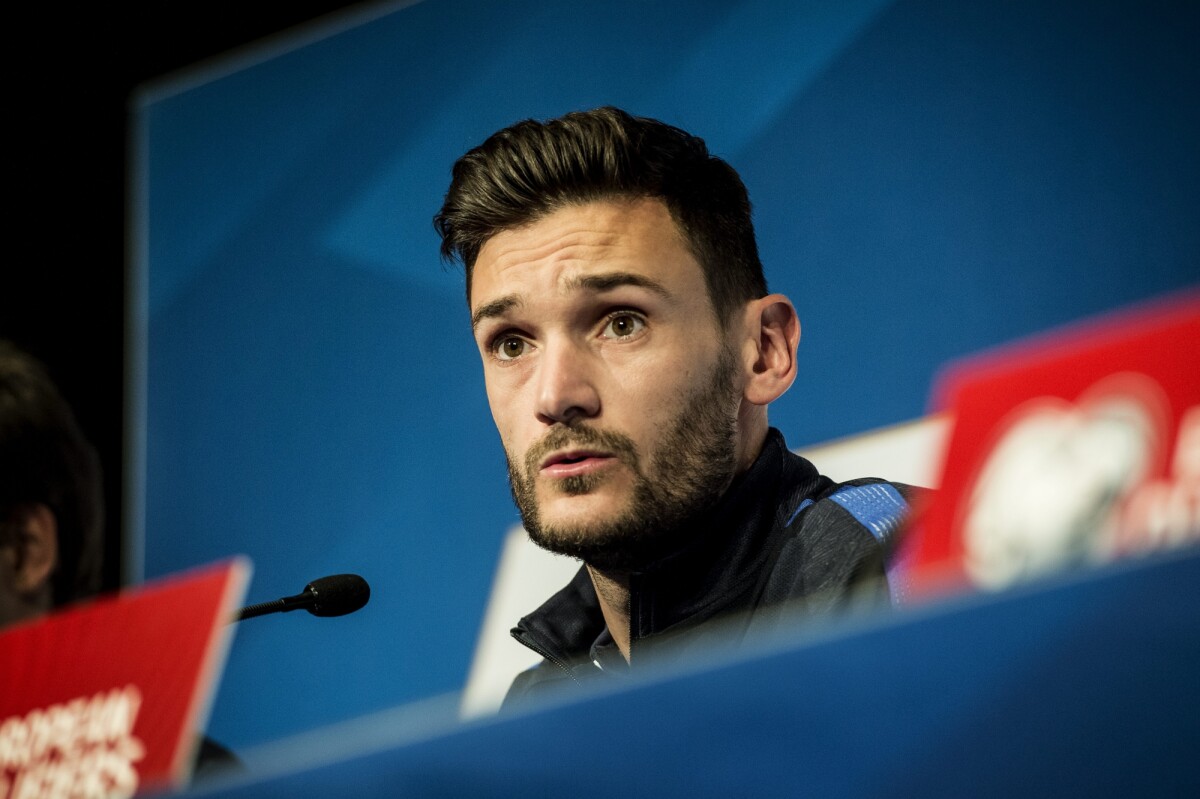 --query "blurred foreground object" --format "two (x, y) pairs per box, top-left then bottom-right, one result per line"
(0, 559), (249, 797)
(908, 289), (1199, 597)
